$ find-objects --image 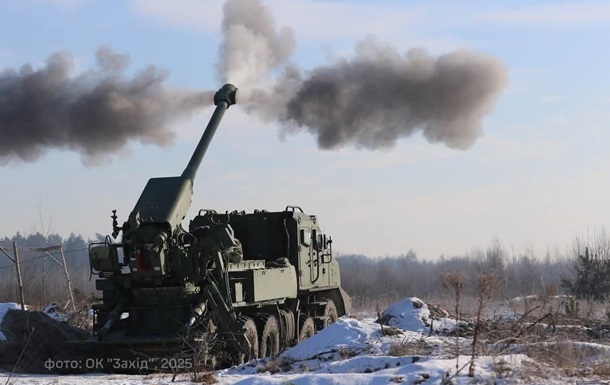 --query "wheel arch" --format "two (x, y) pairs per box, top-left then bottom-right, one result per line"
(314, 287), (352, 316)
